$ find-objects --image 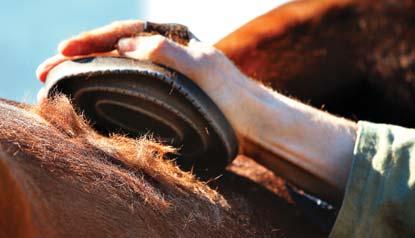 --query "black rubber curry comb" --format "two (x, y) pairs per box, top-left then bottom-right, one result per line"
(43, 56), (238, 175)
